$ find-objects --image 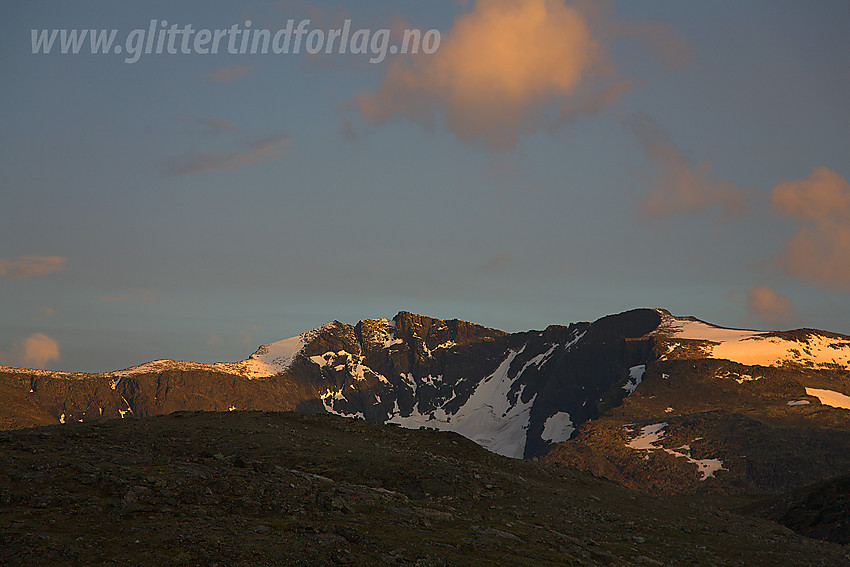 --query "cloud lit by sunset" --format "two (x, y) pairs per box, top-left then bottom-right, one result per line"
(357, 0), (618, 148)
(772, 167), (850, 287)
